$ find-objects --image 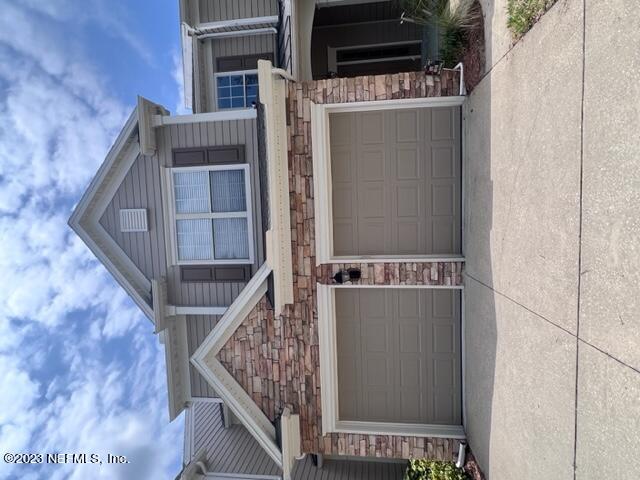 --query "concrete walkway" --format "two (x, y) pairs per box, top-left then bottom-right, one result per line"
(463, 0), (640, 478)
